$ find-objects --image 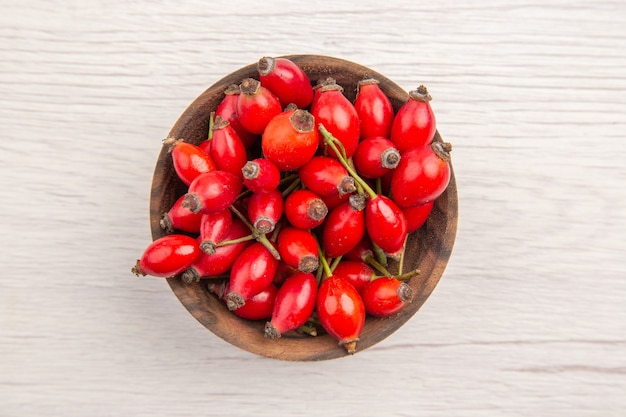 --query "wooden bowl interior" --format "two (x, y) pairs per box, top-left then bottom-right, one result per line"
(149, 55), (458, 361)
